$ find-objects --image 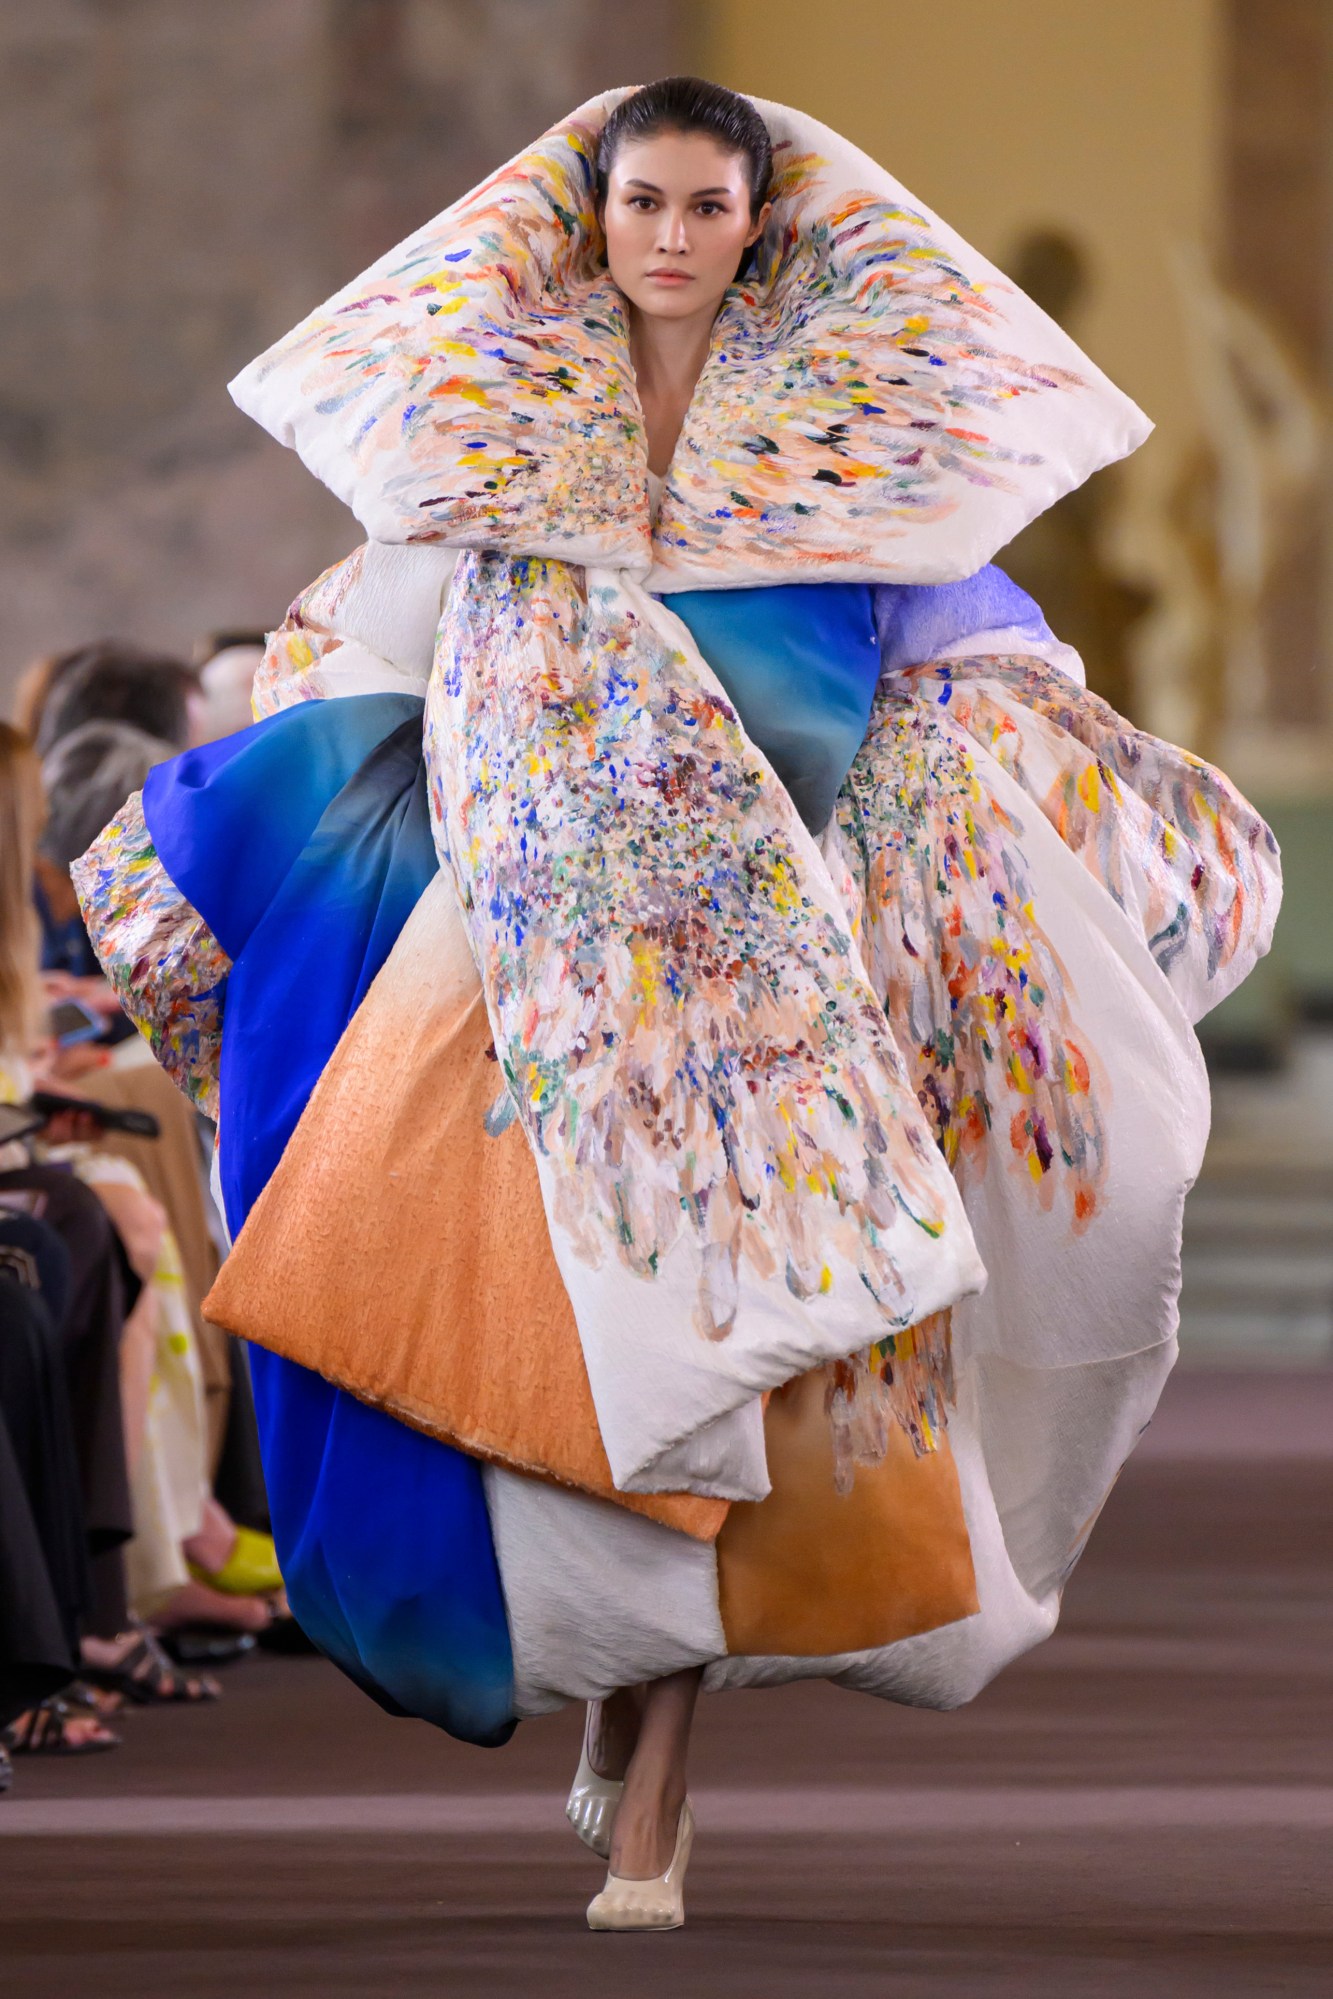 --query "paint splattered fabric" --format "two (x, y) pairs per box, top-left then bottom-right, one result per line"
(73, 89), (1283, 1739)
(838, 678), (1111, 1226)
(73, 792), (229, 1118)
(430, 555), (974, 1339)
(230, 91), (1149, 586)
(425, 556), (985, 1499)
(884, 654), (1280, 1021)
